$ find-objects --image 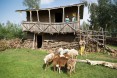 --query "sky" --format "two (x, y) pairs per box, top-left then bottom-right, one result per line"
(0, 0), (97, 24)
